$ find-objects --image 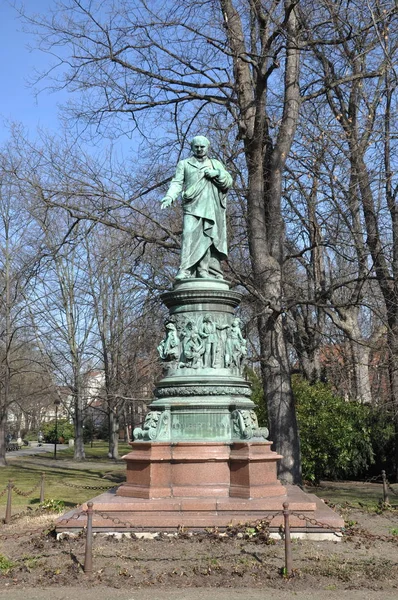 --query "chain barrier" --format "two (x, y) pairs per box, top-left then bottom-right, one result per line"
(0, 472), (116, 525)
(342, 521), (398, 544)
(3, 467), (398, 579)
(386, 480), (398, 497)
(13, 480), (41, 498)
(93, 509), (136, 530)
(219, 512), (283, 537)
(0, 523), (55, 540)
(62, 481), (115, 491)
(363, 474), (383, 483)
(290, 510), (343, 532)
(253, 511), (282, 525)
(57, 510), (87, 528)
